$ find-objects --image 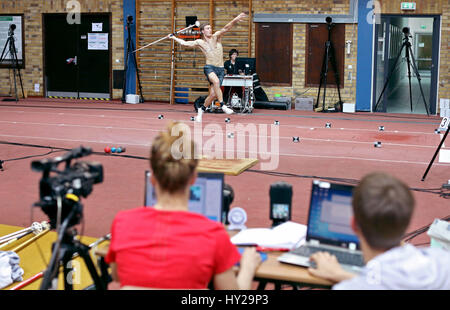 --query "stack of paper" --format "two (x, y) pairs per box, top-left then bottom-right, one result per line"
(230, 221), (307, 250)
